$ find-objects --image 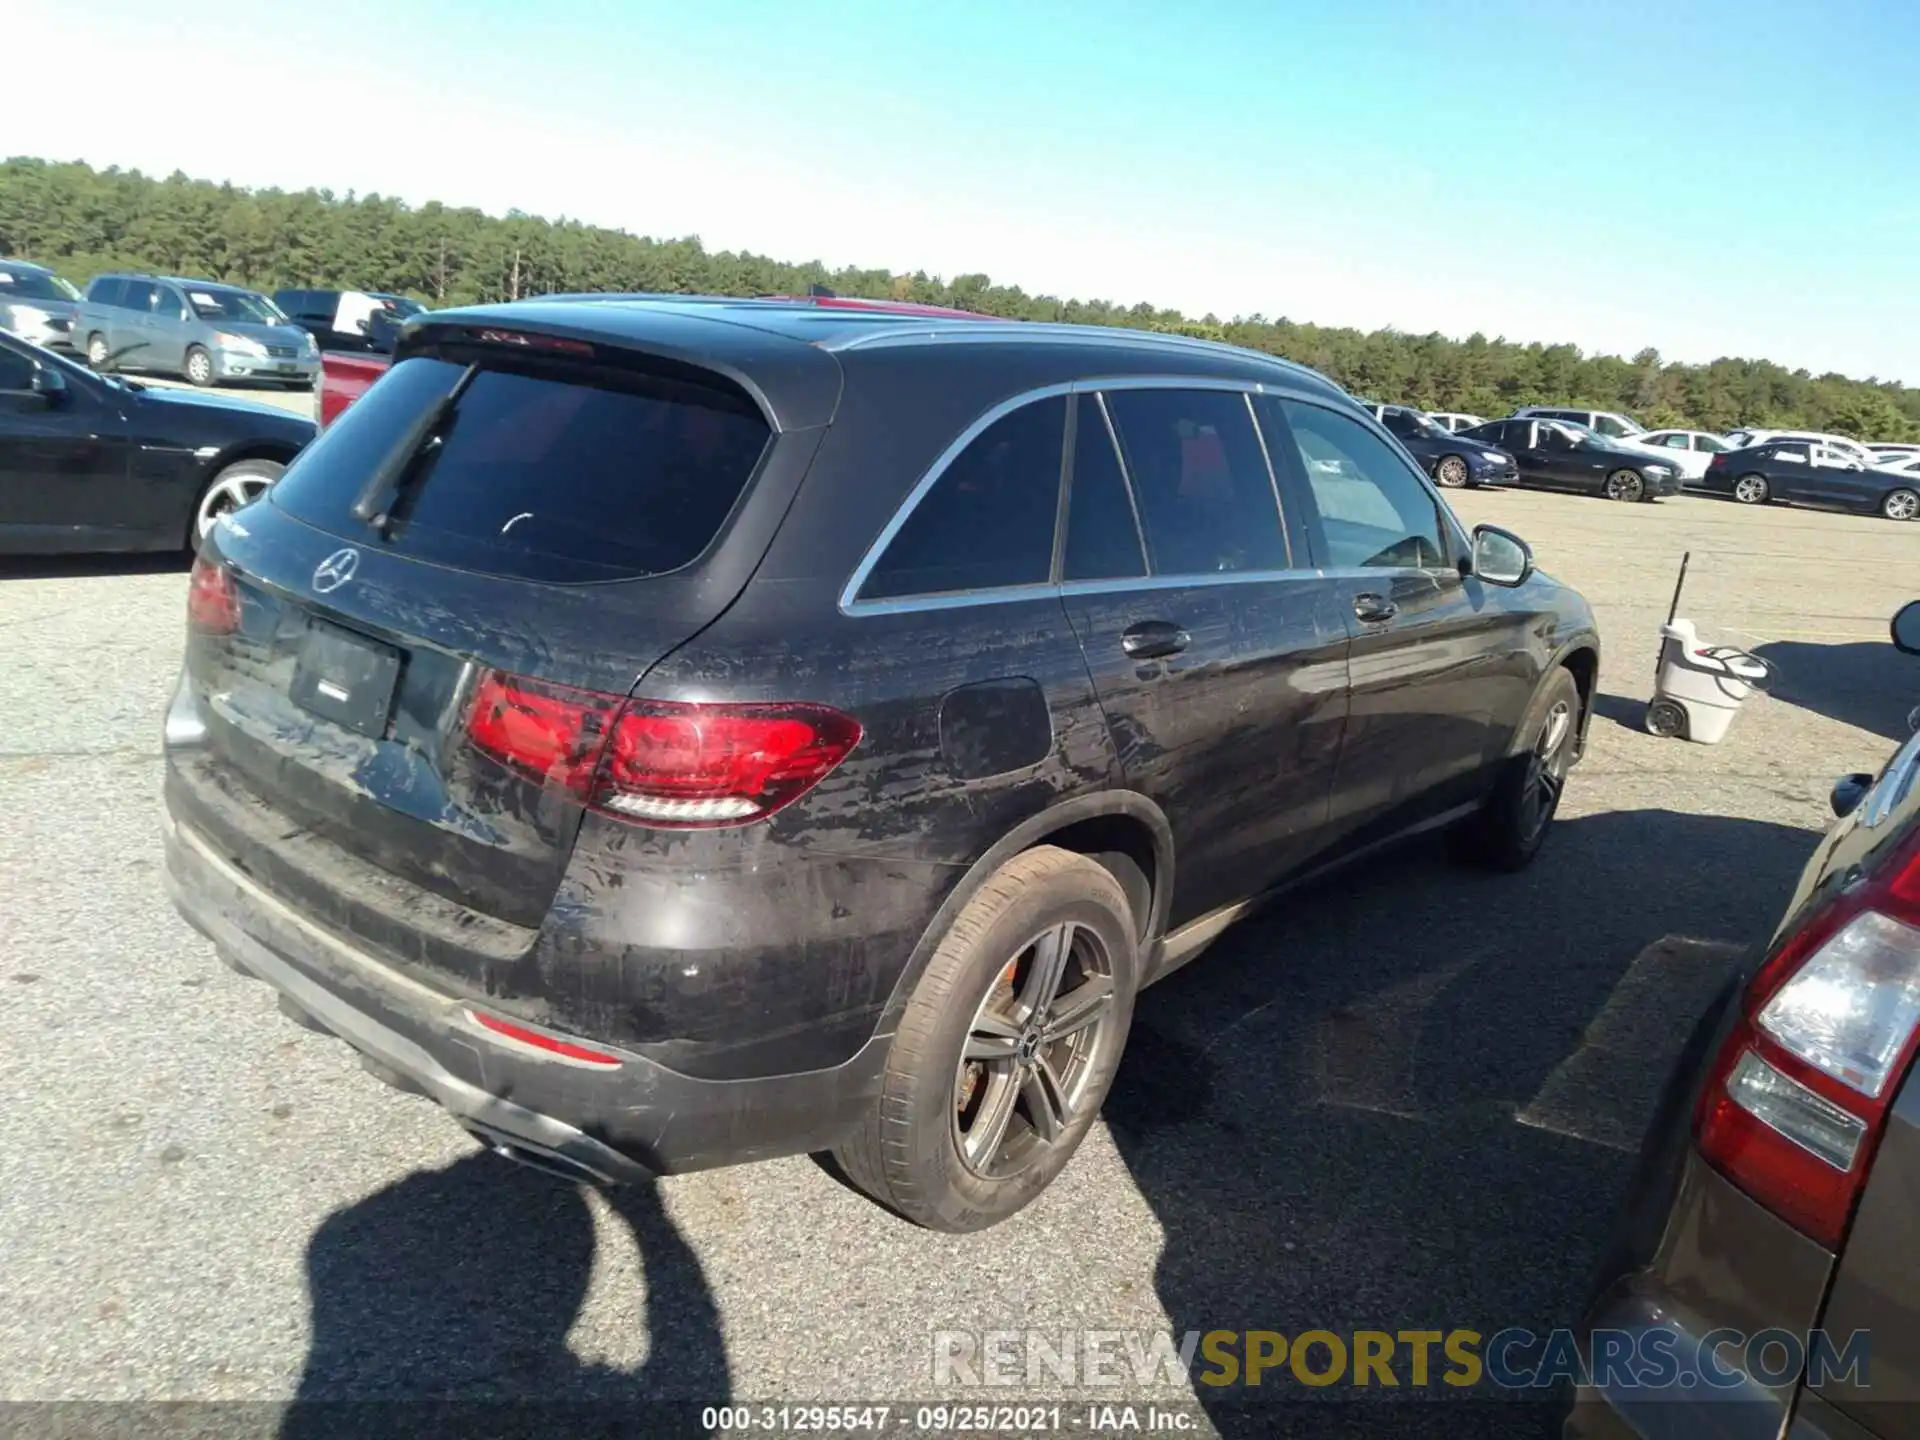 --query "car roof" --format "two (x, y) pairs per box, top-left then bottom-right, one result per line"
(408, 294), (1357, 431)
(0, 257), (58, 275)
